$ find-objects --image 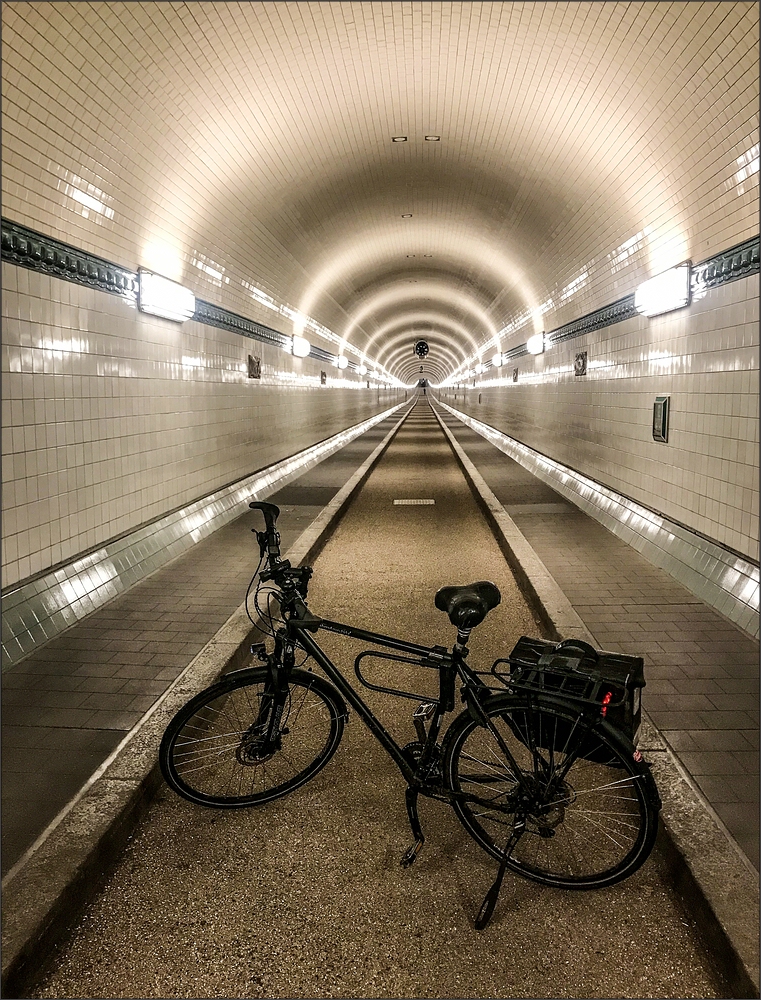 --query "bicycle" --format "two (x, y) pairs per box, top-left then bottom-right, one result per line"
(159, 500), (661, 929)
